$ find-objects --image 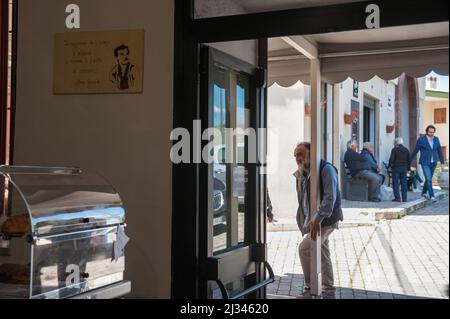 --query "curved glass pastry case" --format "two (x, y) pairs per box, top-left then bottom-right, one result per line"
(0, 166), (130, 299)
